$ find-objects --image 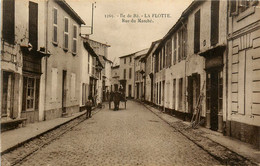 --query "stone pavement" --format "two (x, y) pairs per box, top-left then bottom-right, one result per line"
(16, 100), (219, 166)
(1, 107), (98, 154)
(140, 101), (260, 165)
